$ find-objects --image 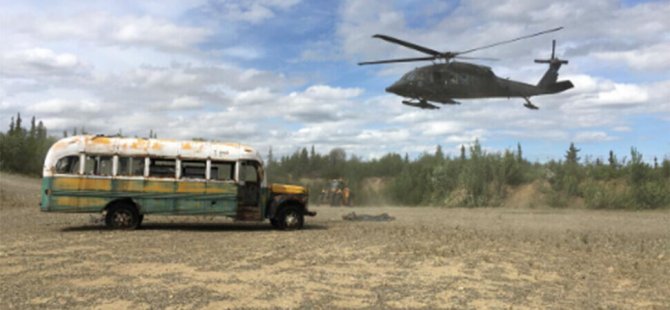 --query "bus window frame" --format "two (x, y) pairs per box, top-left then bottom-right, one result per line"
(148, 157), (177, 179)
(115, 155), (147, 178)
(239, 160), (261, 184)
(209, 160), (237, 183)
(82, 154), (114, 177)
(51, 154), (263, 185)
(54, 154), (83, 175)
(179, 158), (208, 180)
